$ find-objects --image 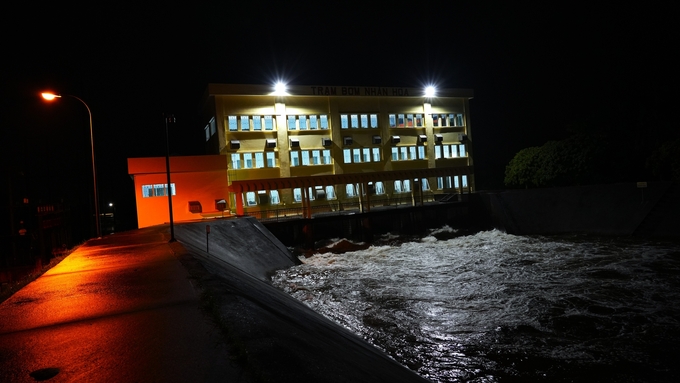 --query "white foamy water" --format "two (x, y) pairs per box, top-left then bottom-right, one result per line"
(272, 229), (680, 382)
